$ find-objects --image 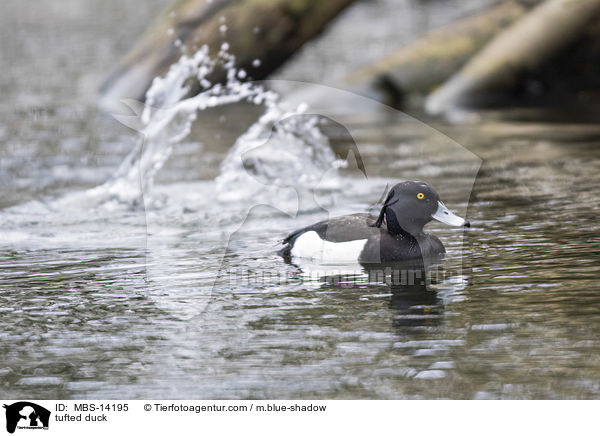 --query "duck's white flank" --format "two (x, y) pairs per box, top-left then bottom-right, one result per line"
(290, 231), (368, 262)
